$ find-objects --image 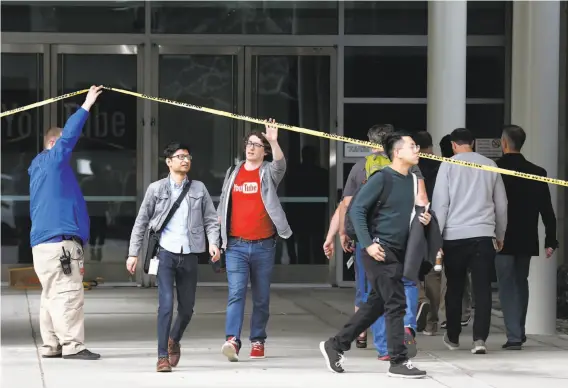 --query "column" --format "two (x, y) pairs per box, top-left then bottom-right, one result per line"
(426, 1), (467, 148)
(511, 1), (561, 335)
